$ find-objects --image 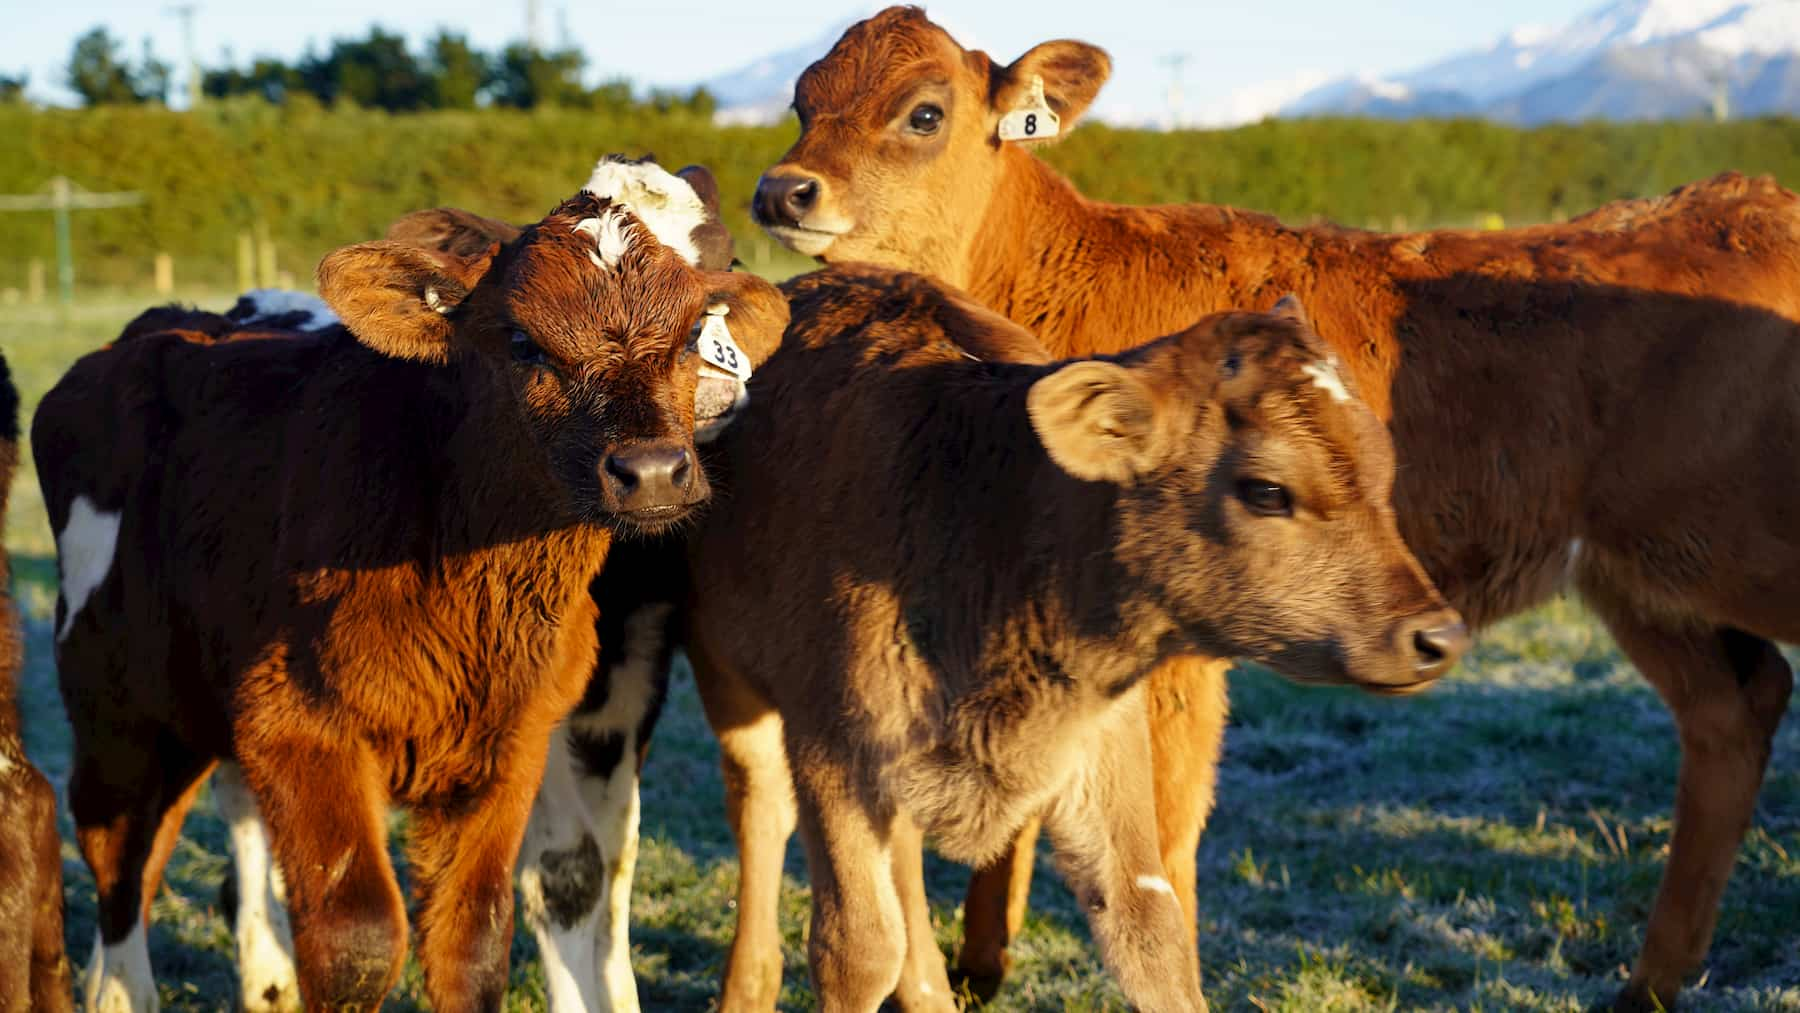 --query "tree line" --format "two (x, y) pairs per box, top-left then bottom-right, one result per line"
(3, 103), (1798, 291)
(10, 25), (715, 115)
